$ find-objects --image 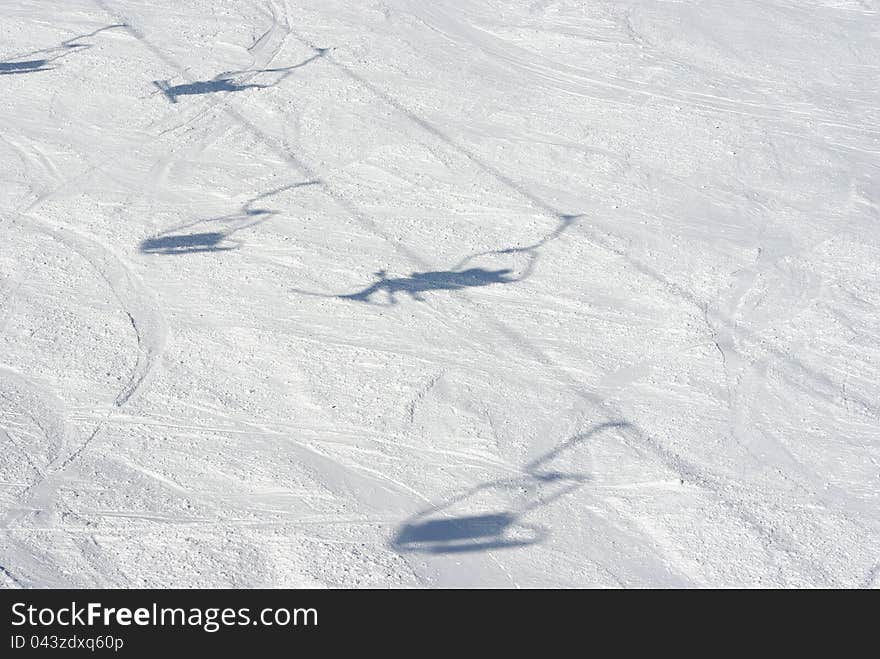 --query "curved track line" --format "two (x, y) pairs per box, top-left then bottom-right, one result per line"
(17, 212), (167, 409)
